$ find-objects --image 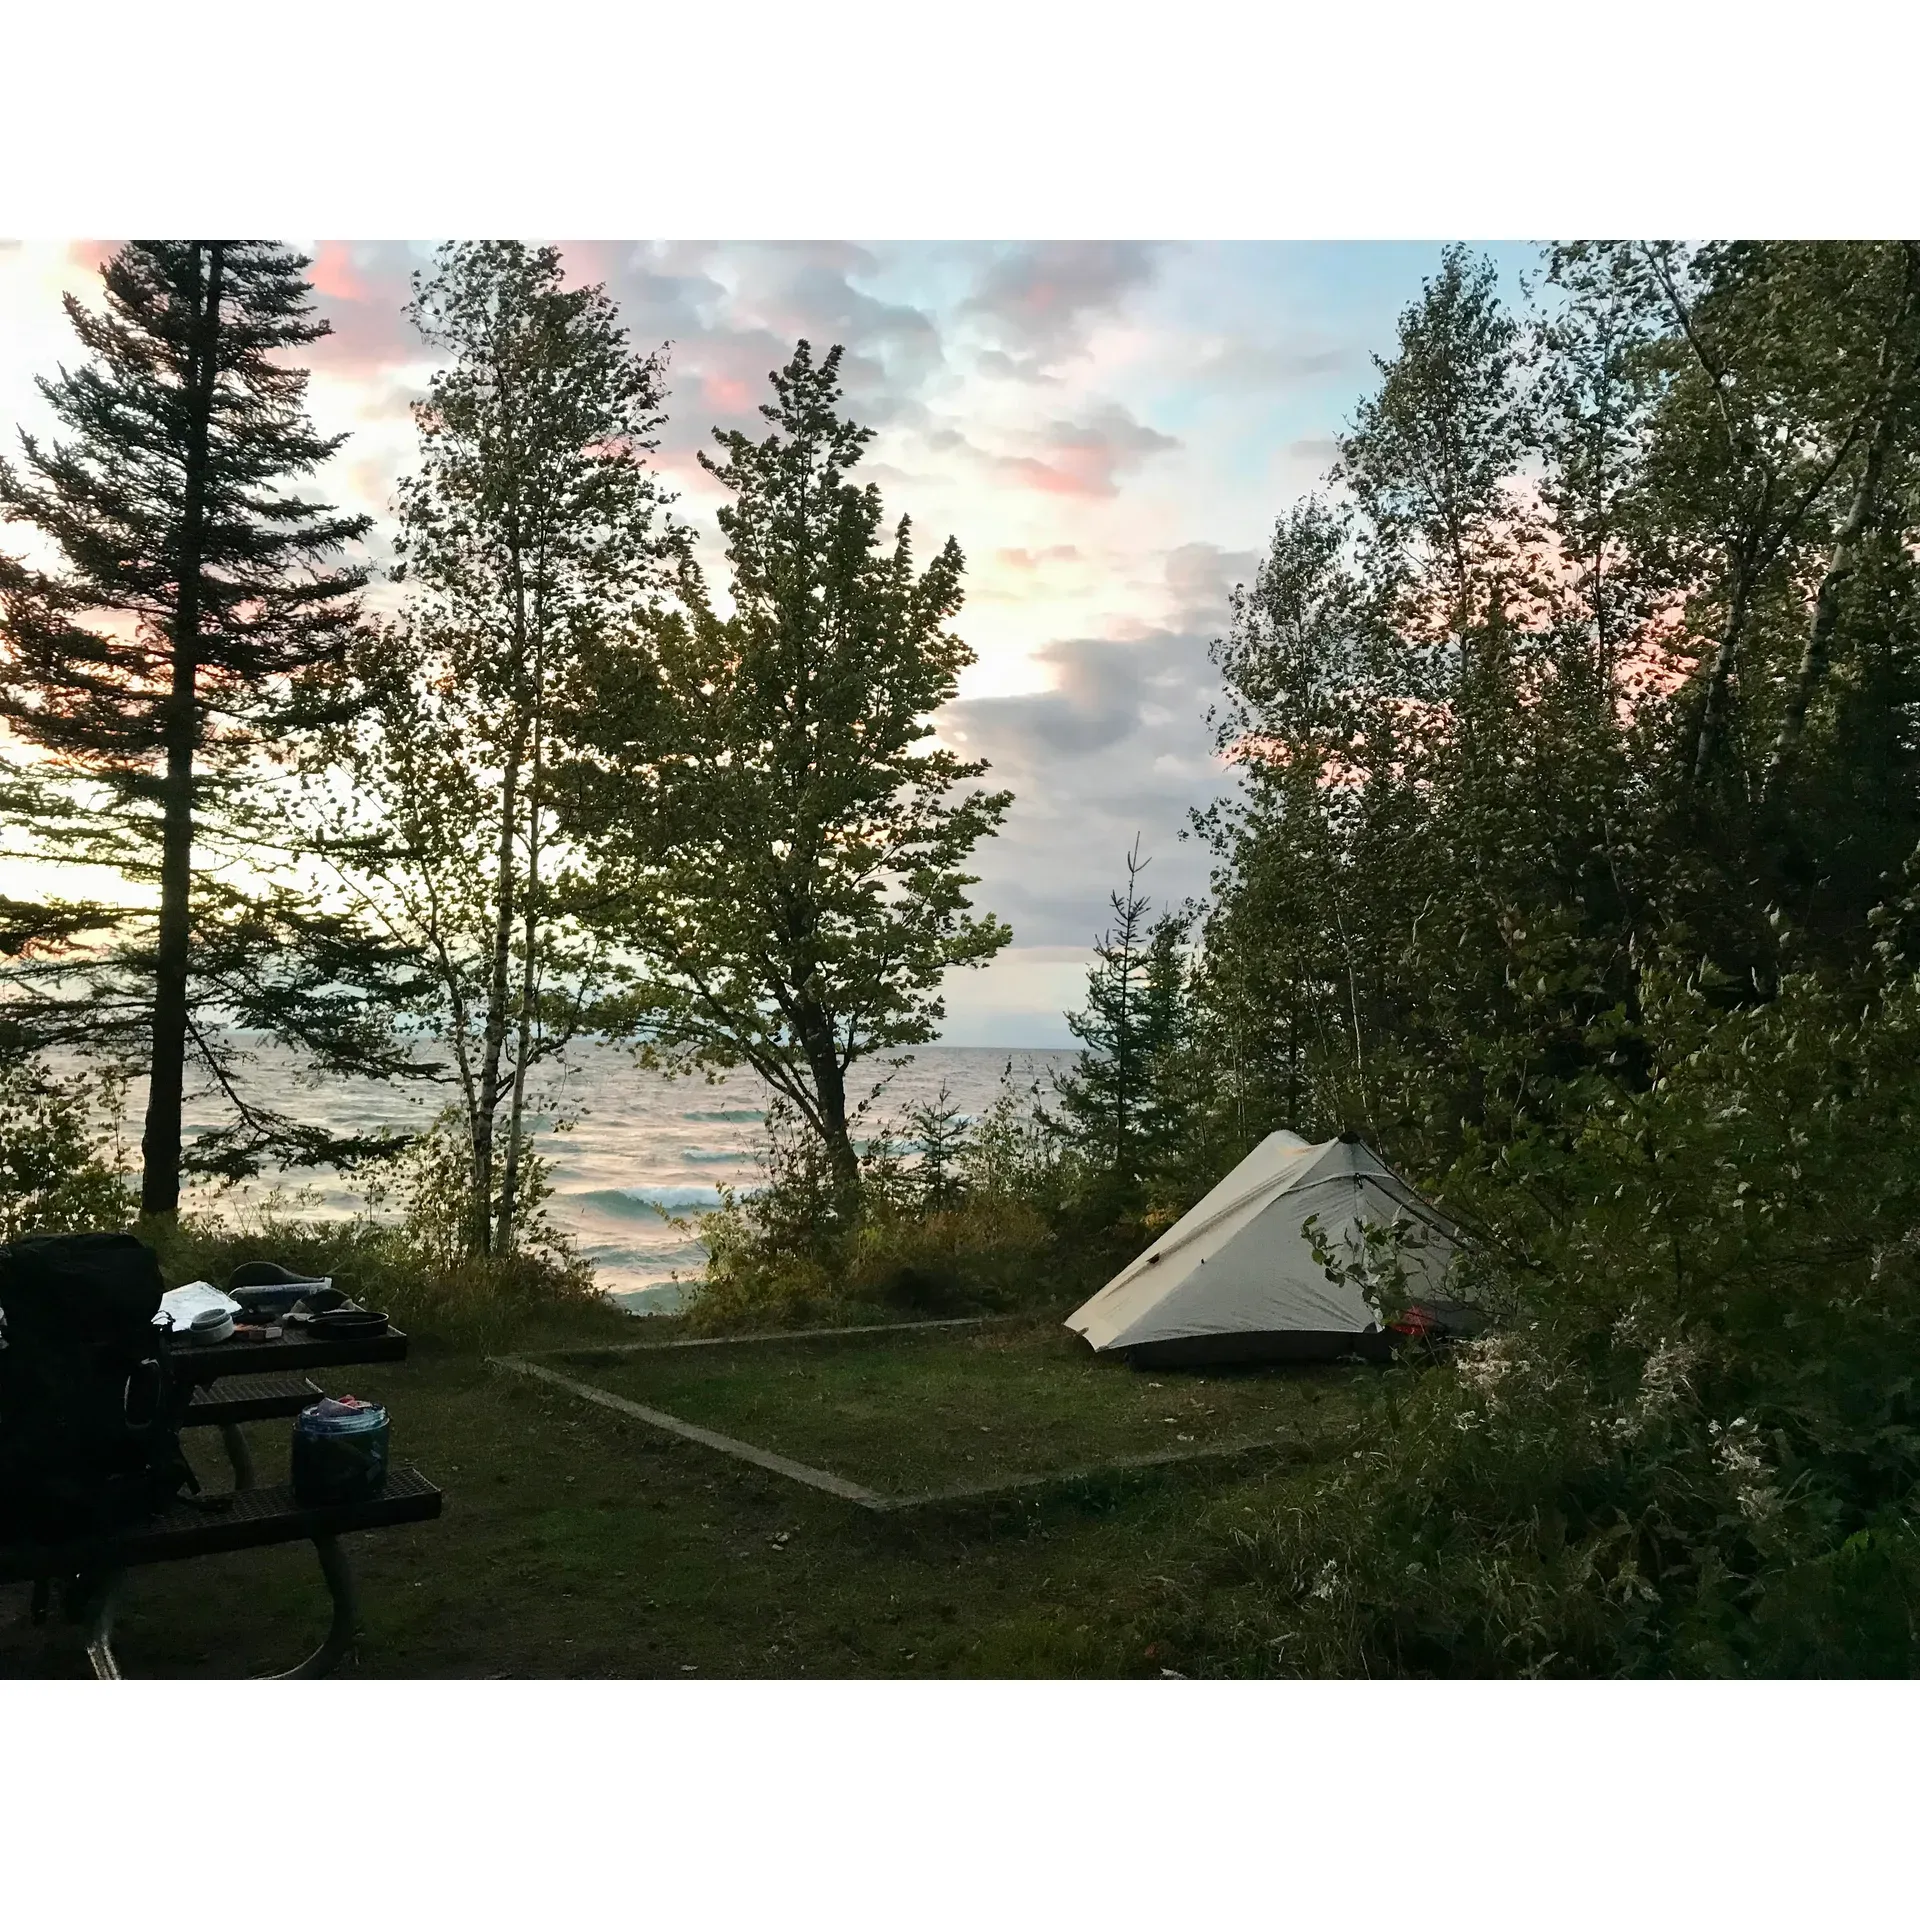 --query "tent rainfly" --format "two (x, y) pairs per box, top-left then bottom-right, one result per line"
(1065, 1132), (1468, 1365)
